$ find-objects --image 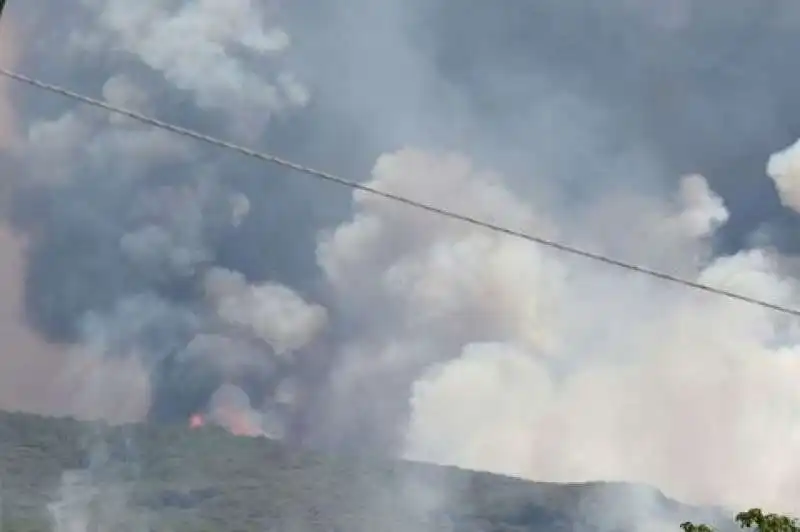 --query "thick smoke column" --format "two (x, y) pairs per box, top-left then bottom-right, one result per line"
(0, 6), (150, 422)
(2, 0), (321, 430)
(319, 147), (800, 514)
